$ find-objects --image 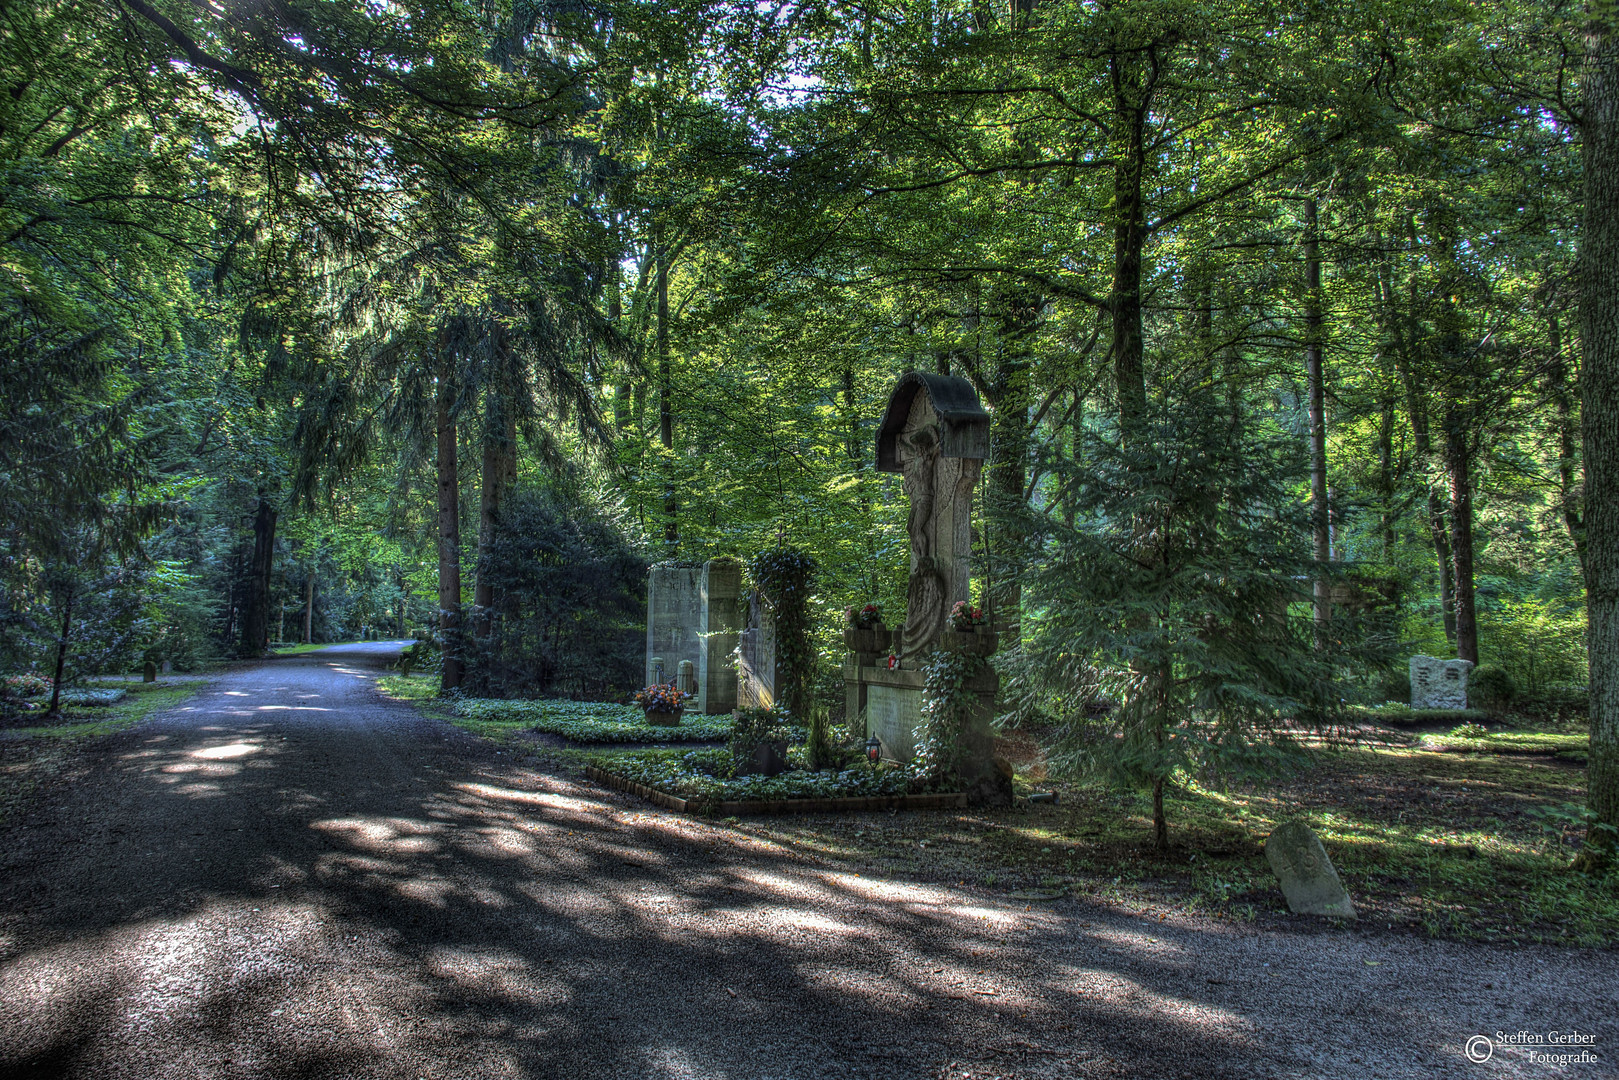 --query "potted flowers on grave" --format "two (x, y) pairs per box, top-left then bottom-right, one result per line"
(843, 603), (890, 655)
(942, 600), (997, 655)
(950, 600), (986, 631)
(633, 682), (688, 726)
